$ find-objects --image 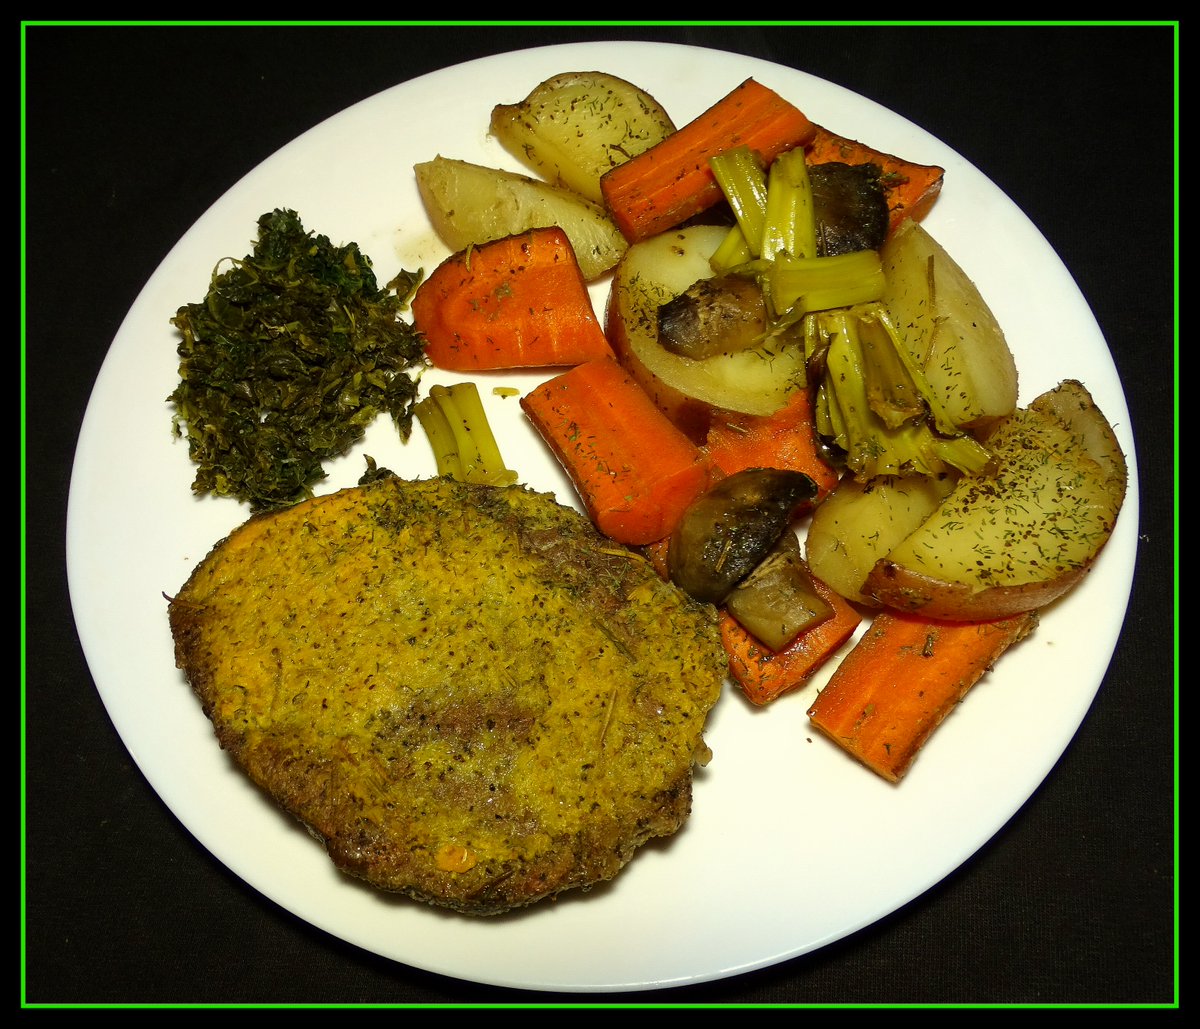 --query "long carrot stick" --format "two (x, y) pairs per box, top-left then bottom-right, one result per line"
(600, 78), (817, 244)
(807, 609), (1038, 782)
(521, 357), (717, 546)
(411, 226), (613, 371)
